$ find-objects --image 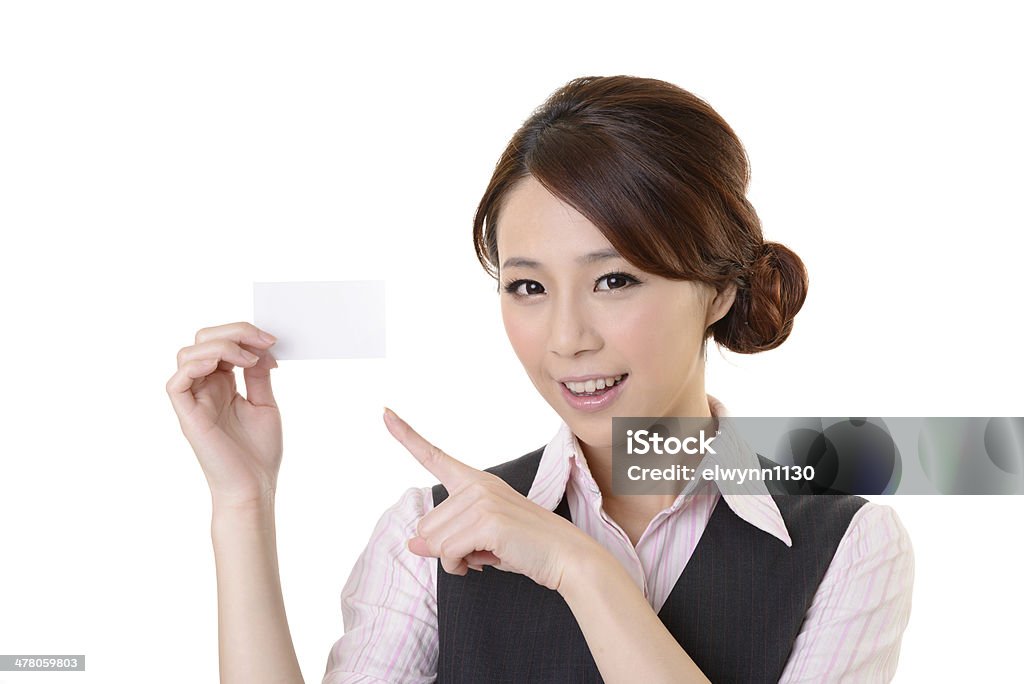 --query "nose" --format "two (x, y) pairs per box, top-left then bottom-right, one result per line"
(548, 292), (602, 358)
